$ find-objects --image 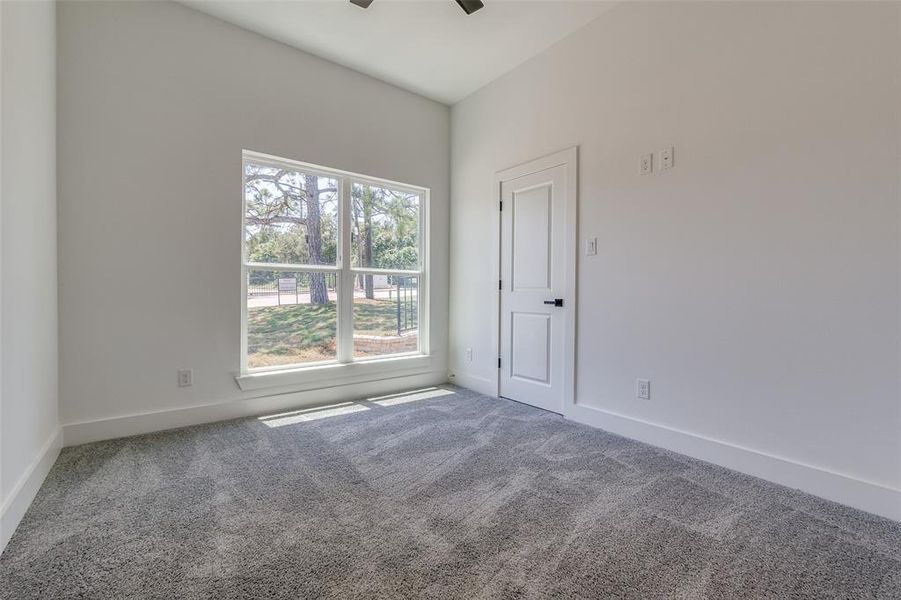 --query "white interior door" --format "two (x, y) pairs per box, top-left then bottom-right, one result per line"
(499, 164), (568, 414)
